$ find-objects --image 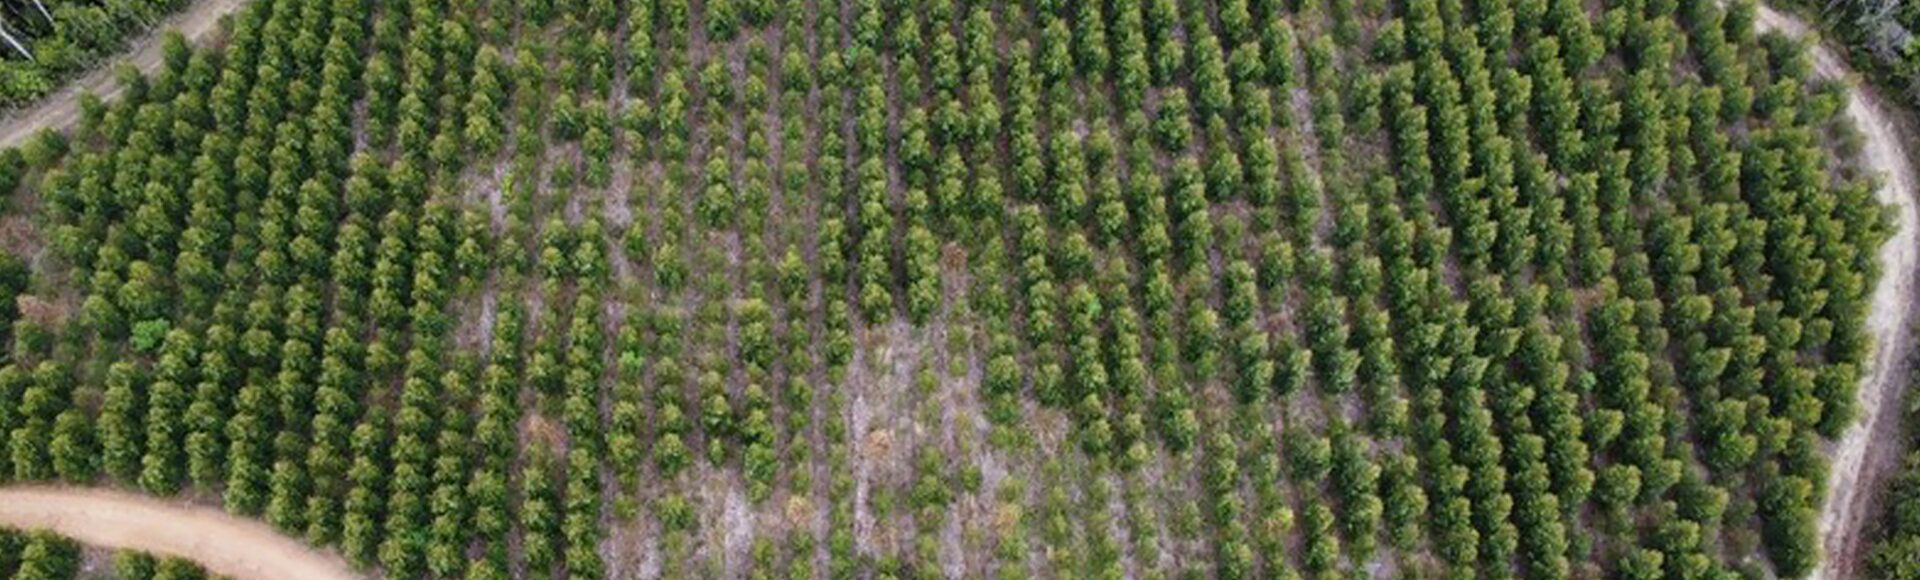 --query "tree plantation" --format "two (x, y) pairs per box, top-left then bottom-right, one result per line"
(0, 0), (1909, 578)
